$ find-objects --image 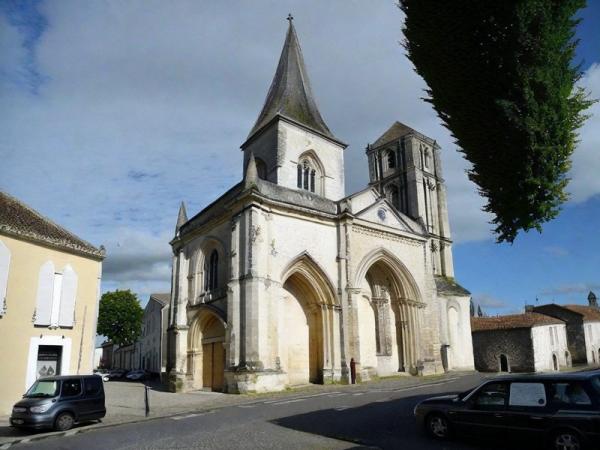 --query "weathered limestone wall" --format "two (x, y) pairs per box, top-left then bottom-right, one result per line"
(531, 324), (569, 371)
